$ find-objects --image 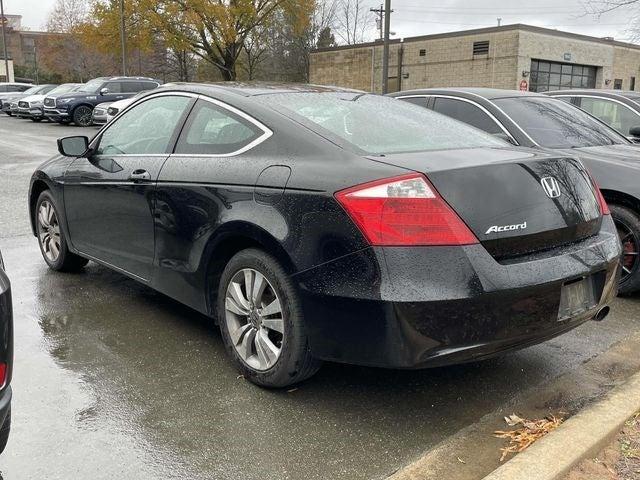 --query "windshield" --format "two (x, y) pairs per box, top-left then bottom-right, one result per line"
(258, 92), (506, 154)
(47, 84), (80, 96)
(78, 79), (104, 93)
(494, 97), (627, 148)
(21, 86), (41, 95)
